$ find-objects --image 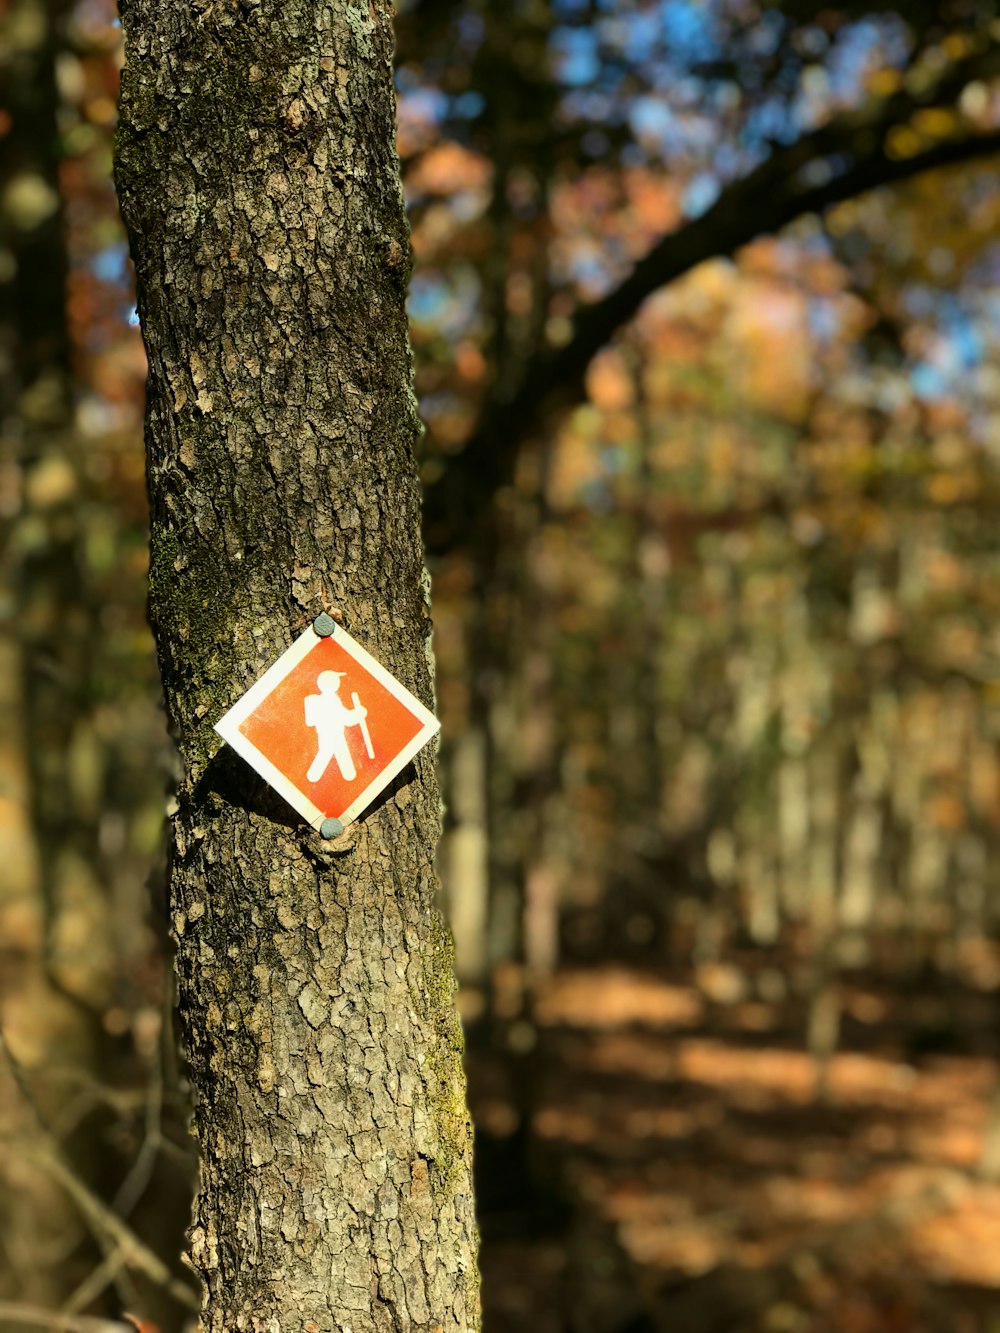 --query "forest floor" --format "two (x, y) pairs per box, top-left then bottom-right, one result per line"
(466, 957), (1000, 1333)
